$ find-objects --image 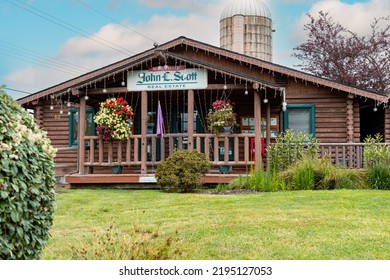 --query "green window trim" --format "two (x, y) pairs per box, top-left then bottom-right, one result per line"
(68, 108), (96, 147)
(283, 104), (316, 136)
